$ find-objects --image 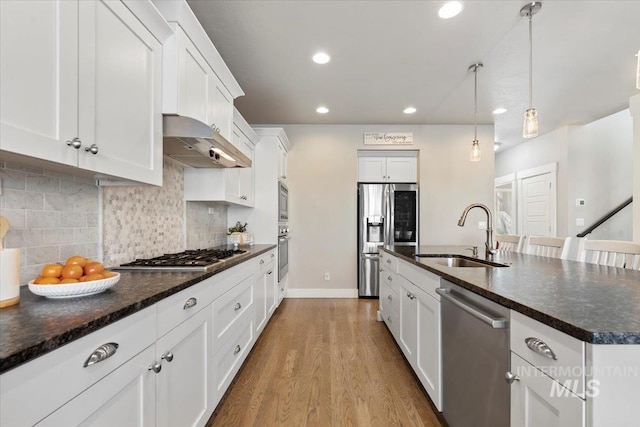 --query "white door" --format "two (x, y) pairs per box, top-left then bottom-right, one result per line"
(36, 346), (157, 427)
(0, 0), (78, 165)
(416, 290), (442, 411)
(77, 0), (163, 185)
(511, 353), (585, 427)
(358, 157), (386, 182)
(521, 173), (554, 236)
(386, 157), (417, 182)
(156, 308), (213, 427)
(399, 278), (417, 364)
